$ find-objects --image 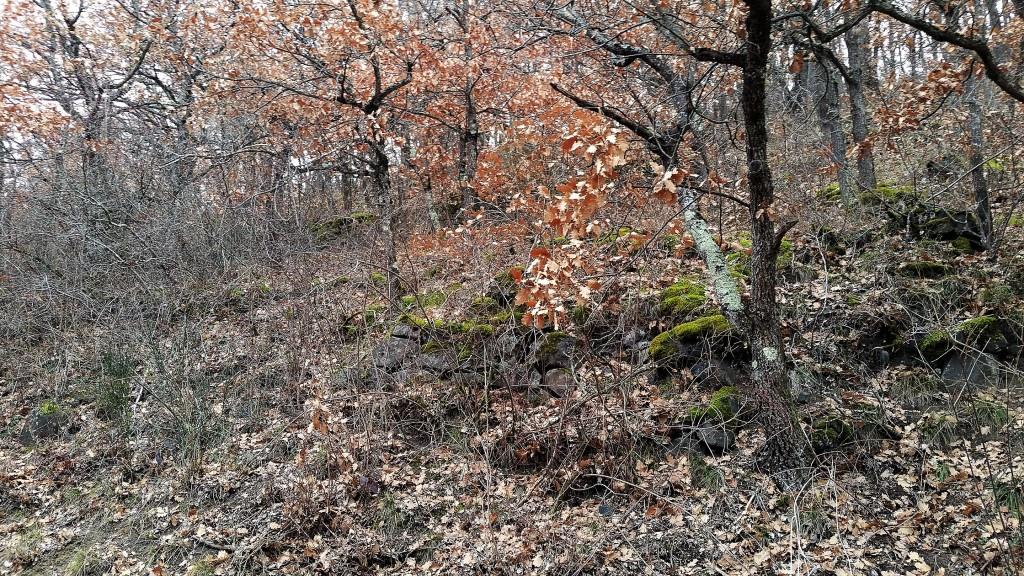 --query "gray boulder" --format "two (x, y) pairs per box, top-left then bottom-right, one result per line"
(391, 324), (418, 340)
(695, 427), (736, 455)
(531, 332), (577, 370)
(19, 404), (68, 446)
(541, 368), (573, 398)
(419, 352), (456, 375)
(941, 351), (1000, 392)
(372, 337), (420, 371)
